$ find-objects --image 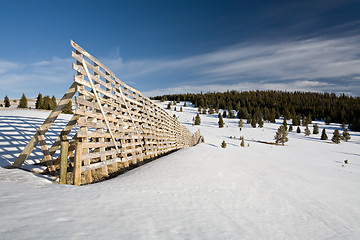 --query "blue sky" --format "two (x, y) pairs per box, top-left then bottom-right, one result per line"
(1, 0), (360, 98)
